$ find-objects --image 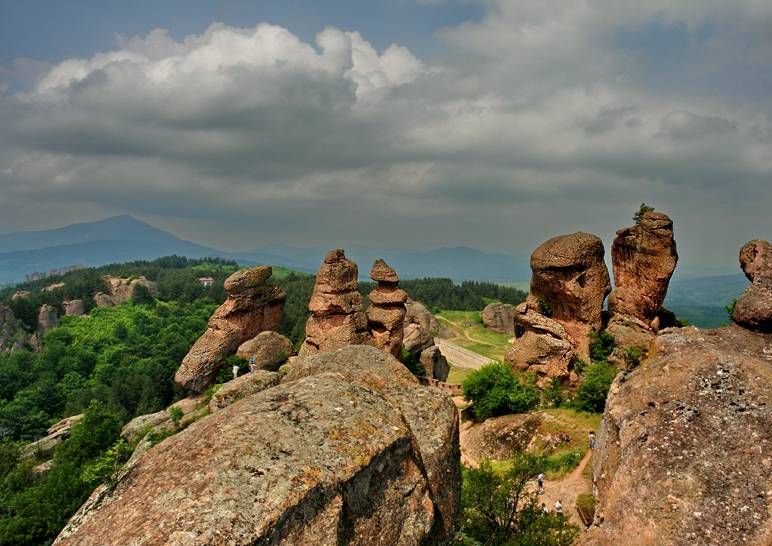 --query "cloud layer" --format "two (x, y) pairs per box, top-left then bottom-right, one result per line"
(1, 2), (771, 275)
